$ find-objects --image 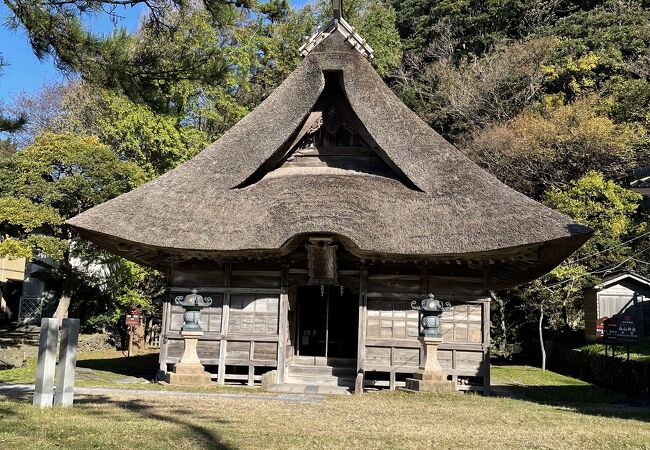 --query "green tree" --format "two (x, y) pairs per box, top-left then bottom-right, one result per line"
(0, 56), (25, 133)
(545, 171), (646, 271)
(540, 1), (650, 102)
(248, 3), (316, 105)
(3, 0), (257, 112)
(516, 172), (645, 369)
(466, 95), (645, 198)
(70, 255), (165, 335)
(390, 0), (569, 56)
(13, 83), (209, 177)
(0, 132), (145, 318)
(394, 36), (559, 140)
